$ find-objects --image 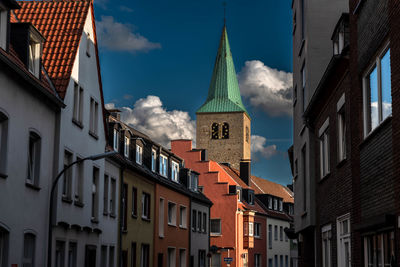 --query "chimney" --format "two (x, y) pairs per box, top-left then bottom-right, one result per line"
(240, 160), (251, 186)
(201, 149), (208, 161)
